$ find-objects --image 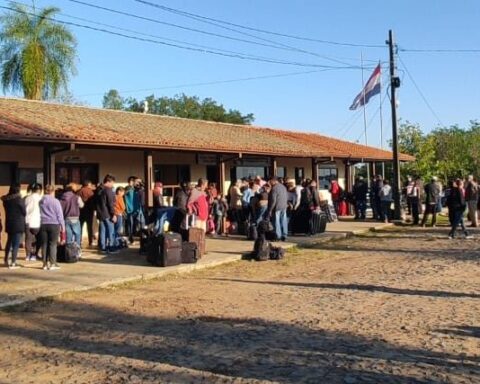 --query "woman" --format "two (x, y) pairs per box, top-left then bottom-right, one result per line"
(379, 180), (393, 223)
(24, 183), (42, 261)
(447, 179), (471, 239)
(39, 184), (65, 271)
(408, 178), (421, 225)
(2, 184), (26, 269)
